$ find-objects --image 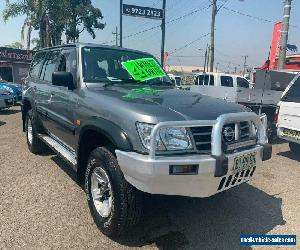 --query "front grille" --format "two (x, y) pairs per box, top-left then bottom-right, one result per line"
(190, 121), (256, 154)
(190, 126), (212, 153)
(222, 121), (256, 153)
(217, 166), (256, 191)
